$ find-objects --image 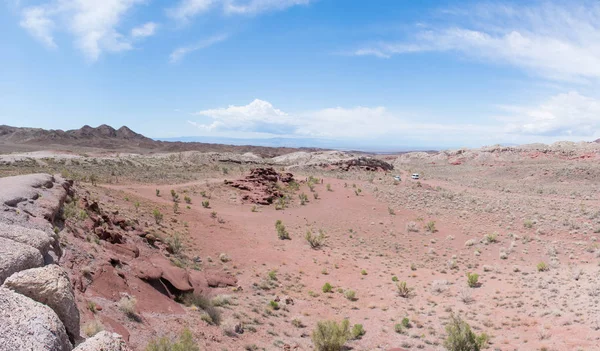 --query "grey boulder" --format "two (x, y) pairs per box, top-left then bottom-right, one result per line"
(0, 287), (72, 351)
(3, 264), (80, 343)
